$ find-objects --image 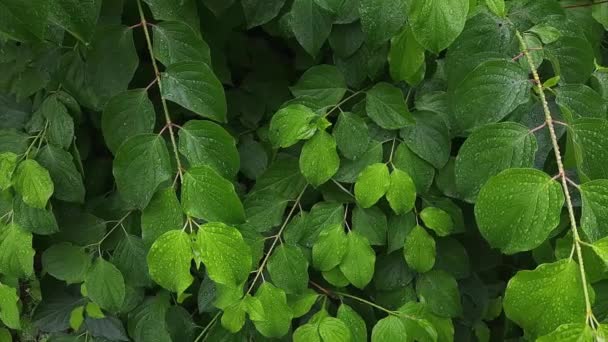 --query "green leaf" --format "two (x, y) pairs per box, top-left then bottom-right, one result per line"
(0, 283), (20, 329)
(392, 143), (435, 193)
(0, 0), (48, 42)
(403, 225), (435, 273)
(294, 323), (321, 342)
(241, 0), (286, 28)
(333, 112), (369, 160)
(335, 141), (383, 183)
(241, 189), (289, 233)
(545, 33), (594, 84)
(0, 328), (10, 342)
(400, 111), (450, 169)
(555, 84), (607, 120)
(181, 165), (245, 223)
(40, 97), (74, 150)
(152, 21), (211, 66)
(69, 305), (85, 330)
(536, 323), (594, 342)
(389, 25), (425, 85)
(354, 163), (390, 208)
(111, 235), (151, 288)
(298, 202), (344, 247)
(299, 130), (340, 187)
(504, 260), (589, 338)
(365, 83), (414, 130)
(371, 315), (407, 342)
(571, 118), (608, 181)
(101, 89), (156, 154)
(37, 145), (85, 203)
(319, 317), (351, 342)
(195, 223), (252, 287)
(339, 231), (375, 289)
(475, 168), (564, 254)
(407, 0), (468, 53)
(113, 134), (172, 209)
(593, 4), (608, 30)
(42, 243), (91, 284)
(359, 0), (407, 48)
(13, 159), (53, 209)
(269, 104), (319, 148)
(143, 0), (199, 31)
(250, 283), (293, 338)
(253, 155), (307, 199)
(290, 65), (347, 108)
(312, 224), (348, 272)
(329, 22), (365, 58)
(485, 0), (505, 17)
(141, 187), (183, 246)
(528, 23), (561, 45)
(289, 0), (333, 57)
(352, 206), (387, 246)
(48, 0), (101, 43)
(288, 290), (319, 318)
(386, 169), (416, 215)
(85, 25), (139, 110)
(416, 270), (462, 318)
(267, 244), (309, 294)
(0, 152), (17, 190)
(419, 207), (453, 237)
(12, 196), (58, 235)
(337, 304), (367, 342)
(221, 301), (246, 333)
(178, 120), (239, 179)
(160, 61), (226, 122)
(84, 259), (125, 313)
(455, 122), (537, 203)
(147, 230), (194, 296)
(448, 60), (530, 134)
(580, 180), (608, 242)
